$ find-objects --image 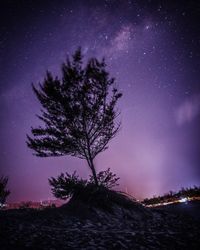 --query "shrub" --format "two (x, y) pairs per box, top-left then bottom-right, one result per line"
(89, 168), (119, 189)
(49, 171), (87, 200)
(49, 168), (119, 200)
(49, 169), (137, 211)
